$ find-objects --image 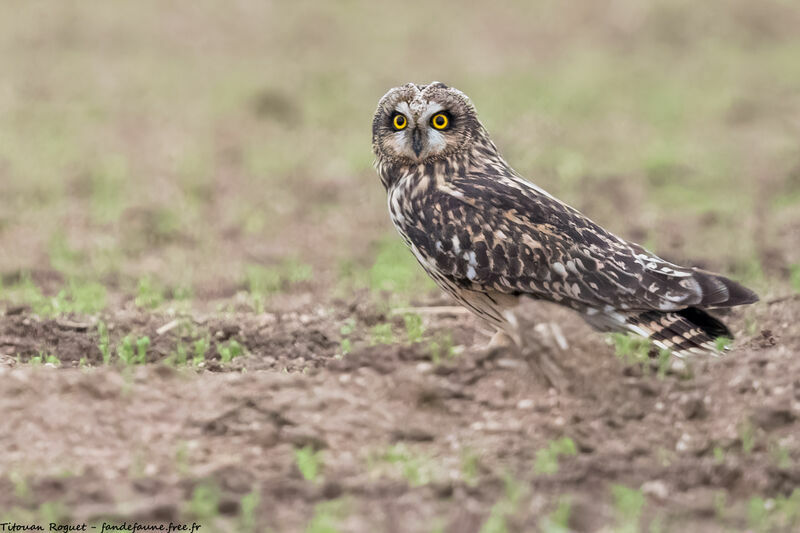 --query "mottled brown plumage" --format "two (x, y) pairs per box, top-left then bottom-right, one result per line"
(372, 82), (758, 358)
